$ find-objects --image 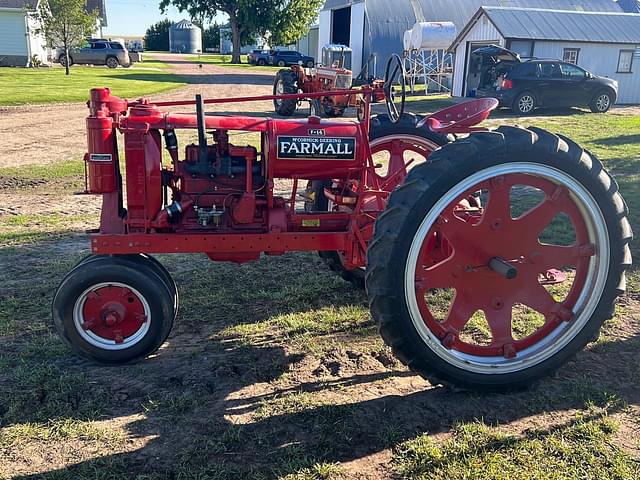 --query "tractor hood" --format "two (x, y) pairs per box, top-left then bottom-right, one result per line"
(472, 45), (521, 64)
